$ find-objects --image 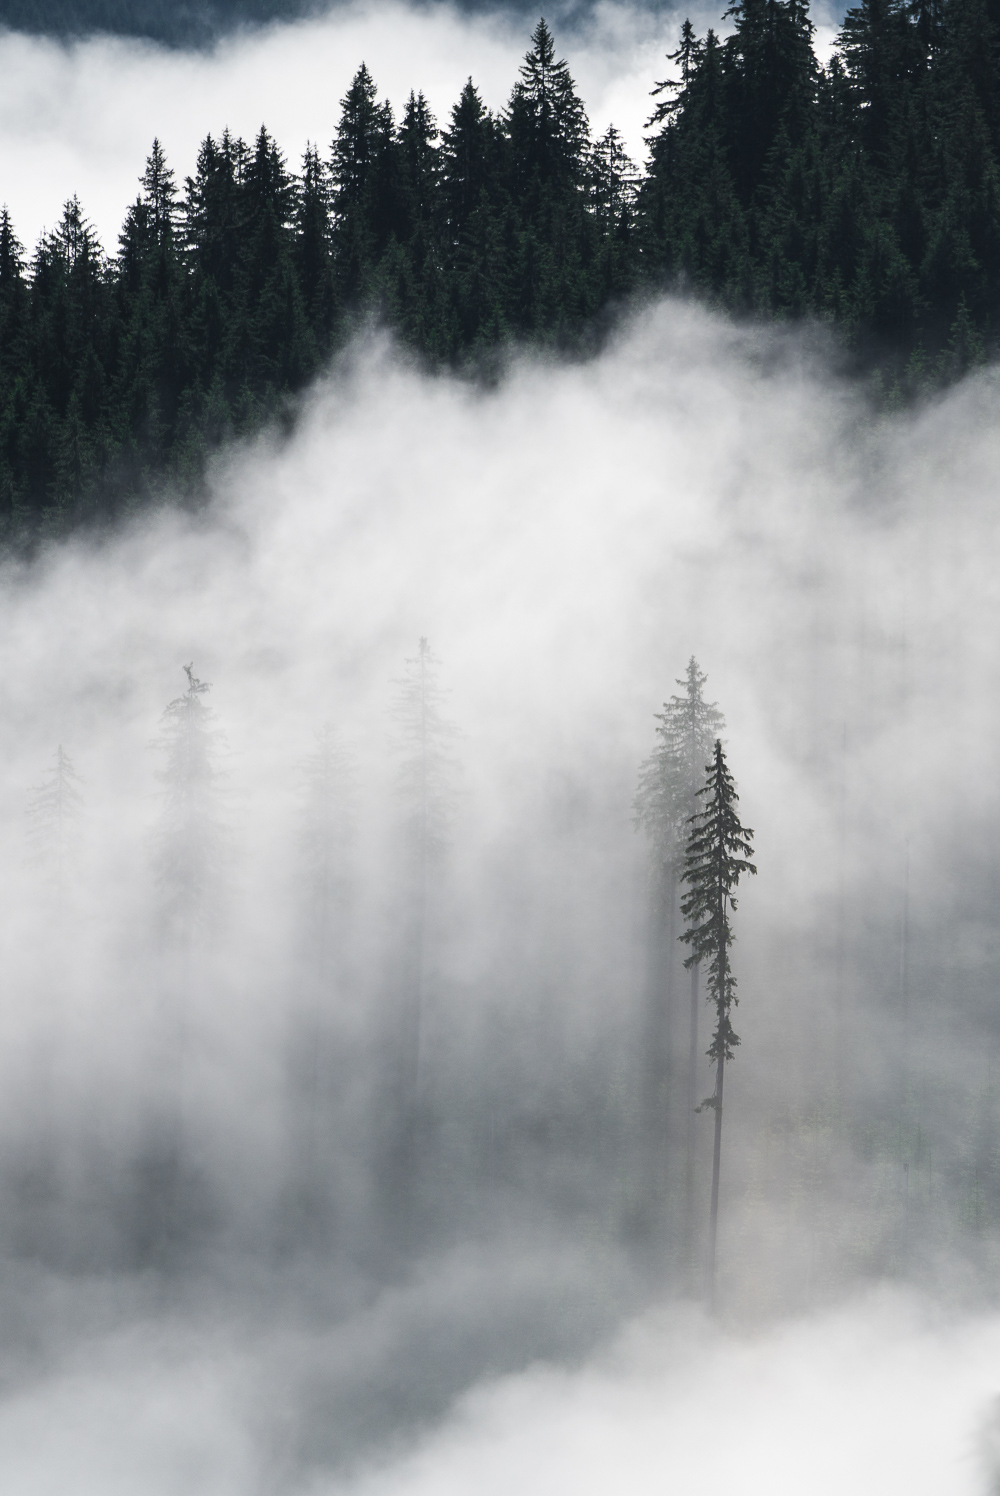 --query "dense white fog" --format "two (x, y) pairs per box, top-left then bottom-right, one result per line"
(1, 1), (1000, 1486)
(0, 300), (997, 1487)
